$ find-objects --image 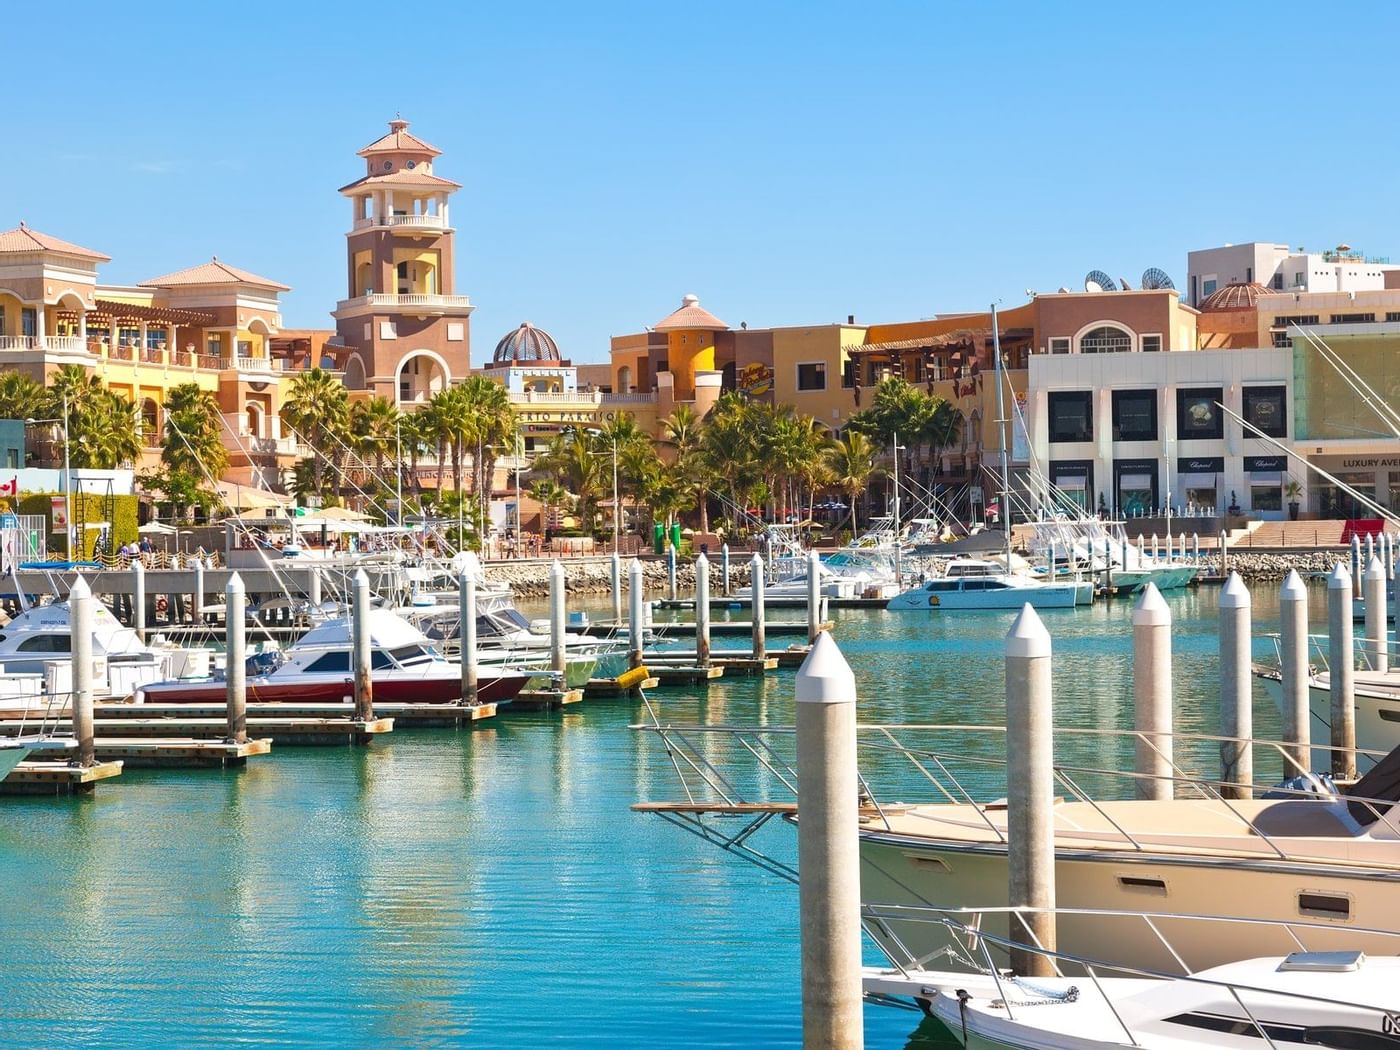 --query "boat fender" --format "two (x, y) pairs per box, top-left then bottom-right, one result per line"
(955, 988), (971, 1044)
